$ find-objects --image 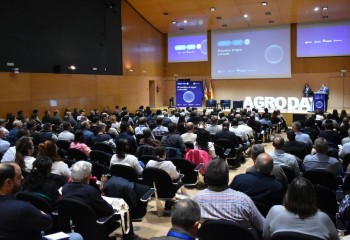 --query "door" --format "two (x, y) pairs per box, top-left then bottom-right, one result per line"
(149, 80), (155, 107)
